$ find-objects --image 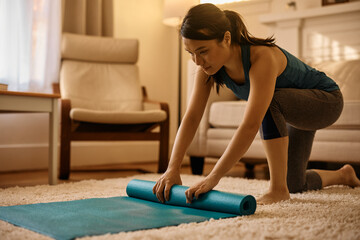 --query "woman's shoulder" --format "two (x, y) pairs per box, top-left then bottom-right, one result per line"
(249, 45), (278, 64)
(250, 45), (277, 58)
(248, 45), (287, 77)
